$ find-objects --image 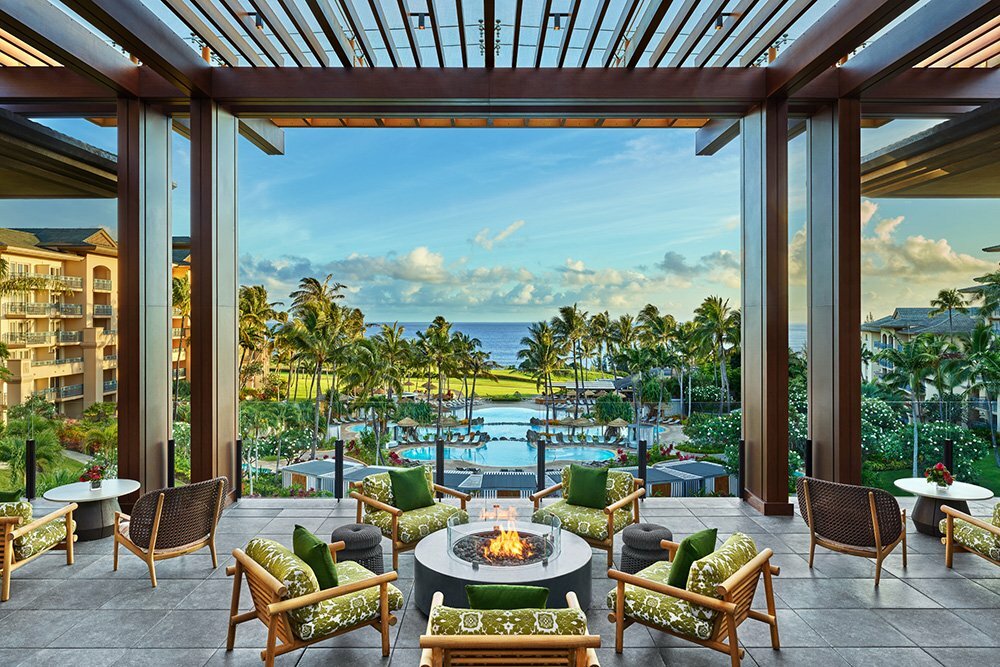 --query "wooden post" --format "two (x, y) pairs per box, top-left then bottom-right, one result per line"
(740, 98), (793, 515)
(189, 98), (238, 496)
(807, 99), (862, 485)
(117, 97), (172, 500)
